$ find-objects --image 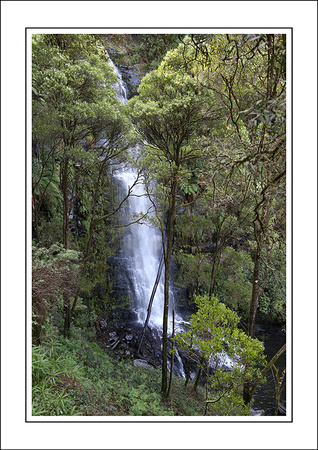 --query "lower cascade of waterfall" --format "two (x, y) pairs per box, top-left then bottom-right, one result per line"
(113, 165), (187, 375)
(115, 170), (165, 328)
